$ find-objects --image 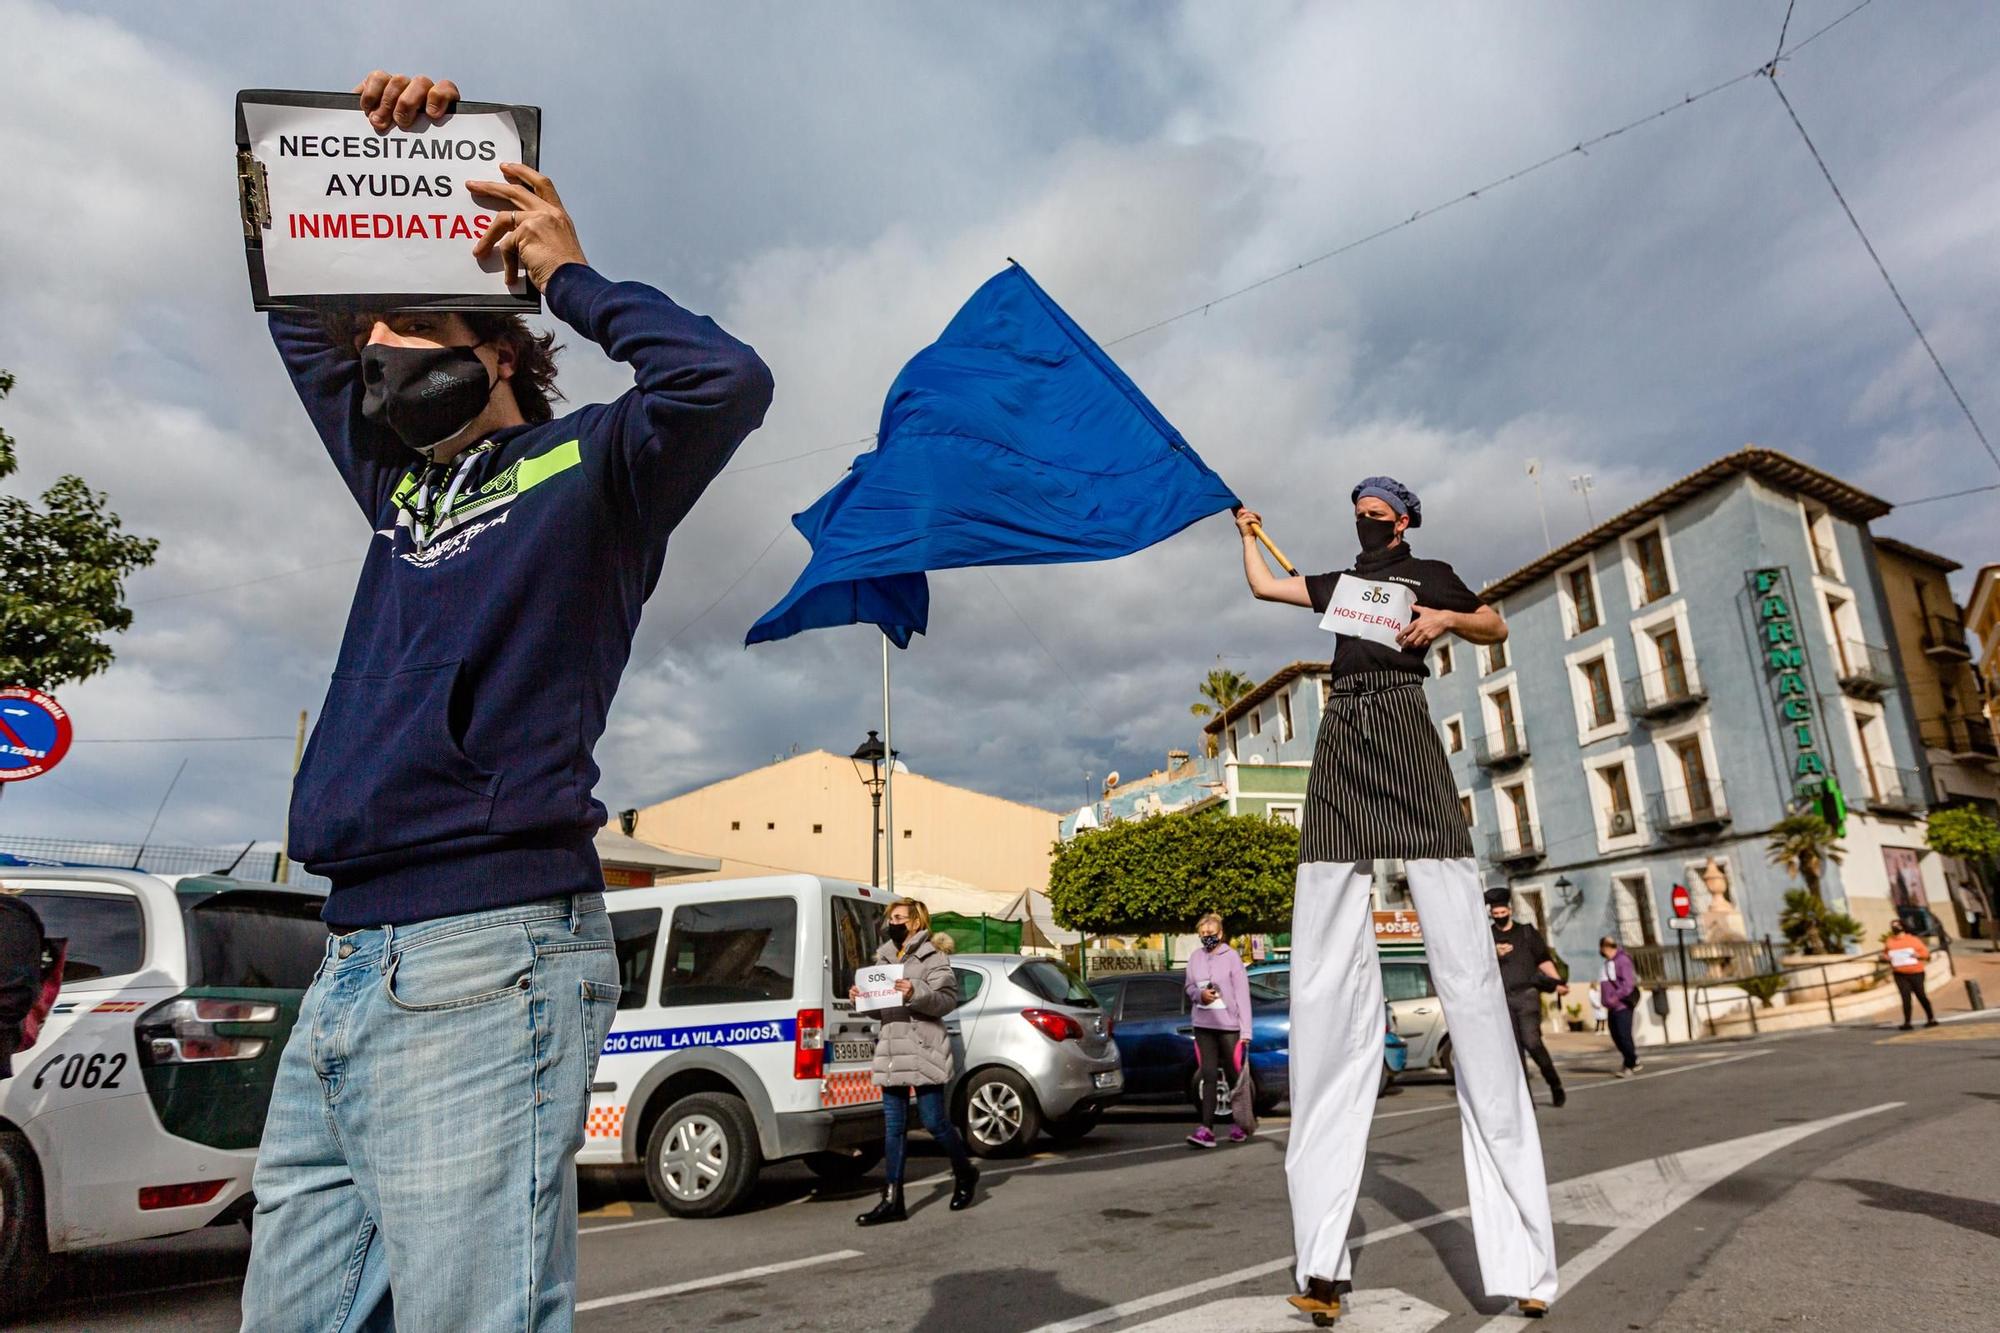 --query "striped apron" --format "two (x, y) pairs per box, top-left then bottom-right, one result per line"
(1299, 669), (1472, 865)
